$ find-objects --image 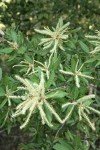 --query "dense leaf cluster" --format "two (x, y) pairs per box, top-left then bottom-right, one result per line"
(0, 18), (100, 150)
(0, 1), (100, 150)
